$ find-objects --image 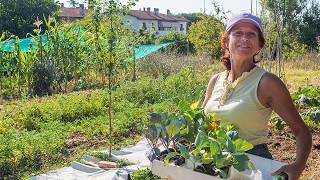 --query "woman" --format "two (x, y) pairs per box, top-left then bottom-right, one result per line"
(202, 13), (312, 180)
